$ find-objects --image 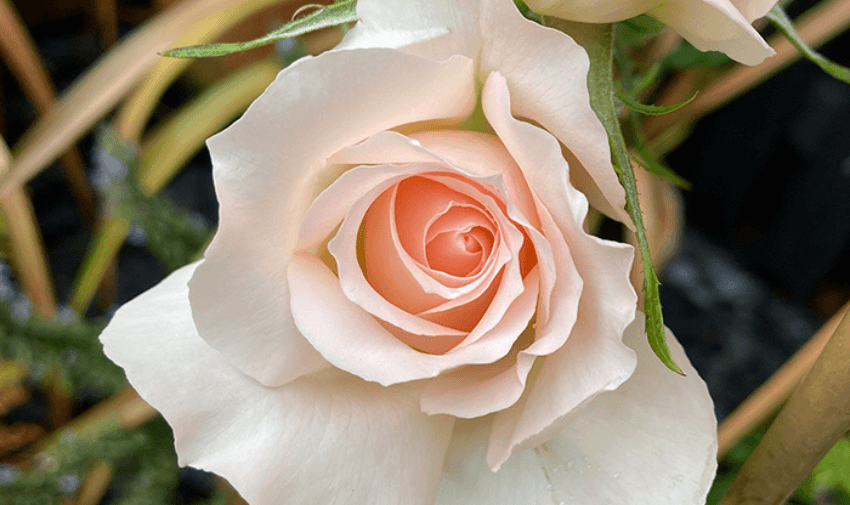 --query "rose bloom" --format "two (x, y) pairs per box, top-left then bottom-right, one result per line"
(100, 0), (717, 503)
(524, 0), (778, 65)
